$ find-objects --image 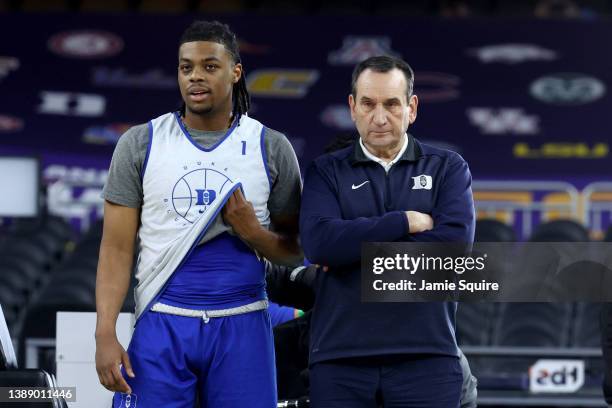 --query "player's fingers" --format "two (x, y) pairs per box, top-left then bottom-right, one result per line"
(97, 370), (108, 388)
(227, 191), (238, 208)
(100, 369), (114, 390)
(234, 188), (247, 203)
(111, 365), (132, 394)
(121, 350), (135, 378)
